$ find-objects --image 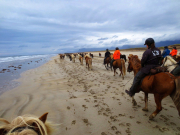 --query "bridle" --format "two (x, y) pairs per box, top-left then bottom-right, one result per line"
(11, 126), (41, 135)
